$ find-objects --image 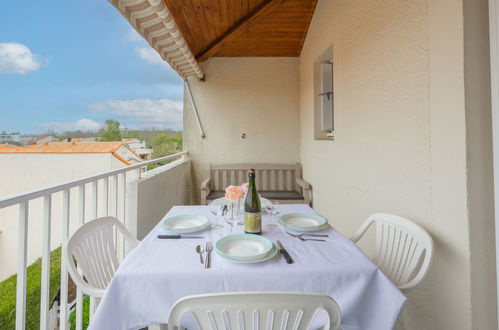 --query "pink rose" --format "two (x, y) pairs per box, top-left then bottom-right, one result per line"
(240, 182), (249, 195)
(225, 185), (243, 201)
